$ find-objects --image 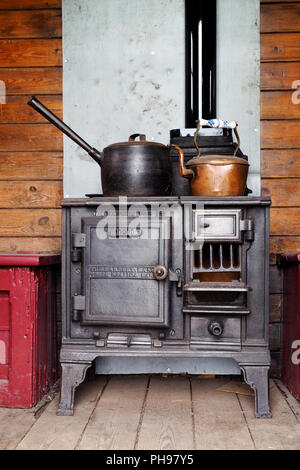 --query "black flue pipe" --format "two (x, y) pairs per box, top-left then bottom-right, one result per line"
(185, 0), (216, 126)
